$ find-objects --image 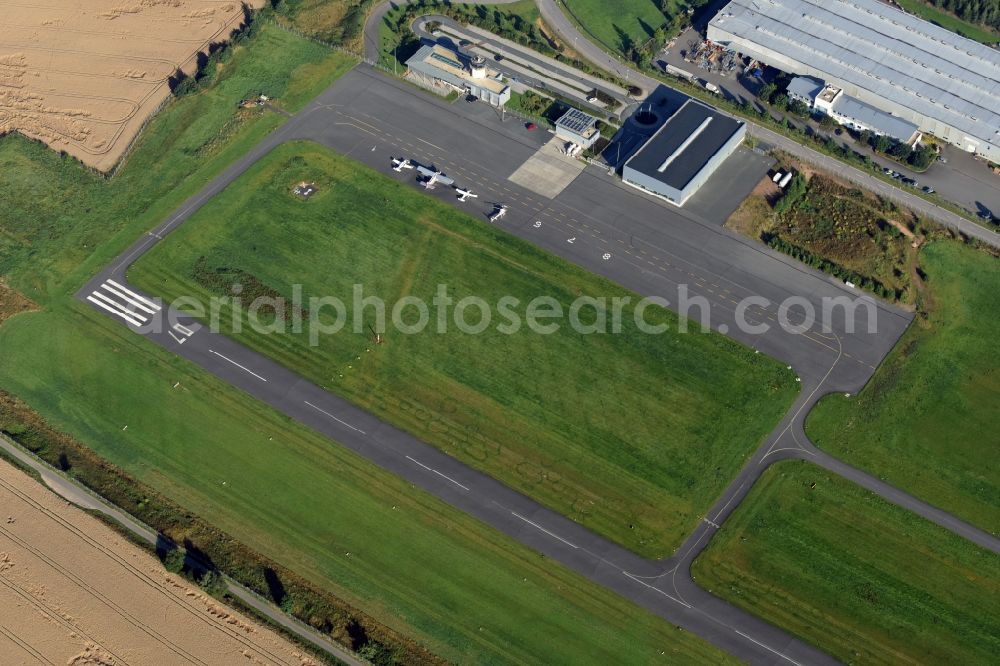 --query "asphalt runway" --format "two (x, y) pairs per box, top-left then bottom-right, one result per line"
(76, 65), (1000, 665)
